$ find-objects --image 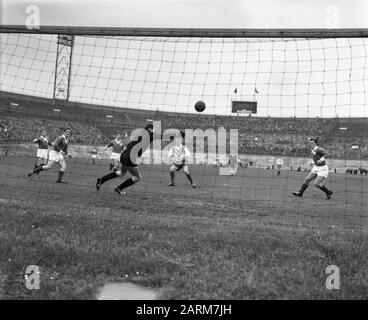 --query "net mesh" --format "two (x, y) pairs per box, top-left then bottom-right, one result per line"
(1, 32), (367, 231)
